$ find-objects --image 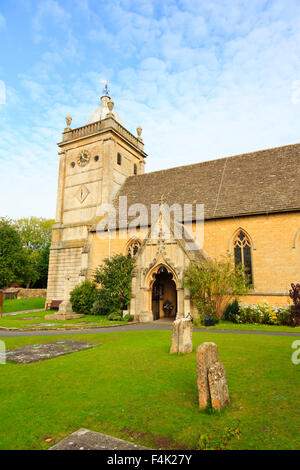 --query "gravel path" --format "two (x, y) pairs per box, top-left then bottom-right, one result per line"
(0, 321), (300, 338)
